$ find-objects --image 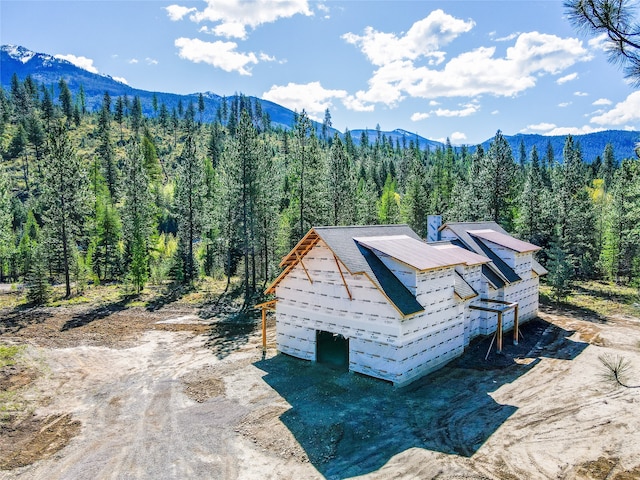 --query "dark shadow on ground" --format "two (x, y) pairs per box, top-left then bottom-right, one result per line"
(254, 318), (588, 480)
(0, 305), (53, 335)
(61, 295), (136, 331)
(204, 309), (260, 360)
(145, 284), (191, 312)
